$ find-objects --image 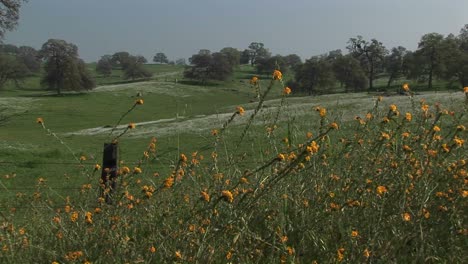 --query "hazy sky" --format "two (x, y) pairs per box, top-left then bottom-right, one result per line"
(4, 0), (467, 62)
